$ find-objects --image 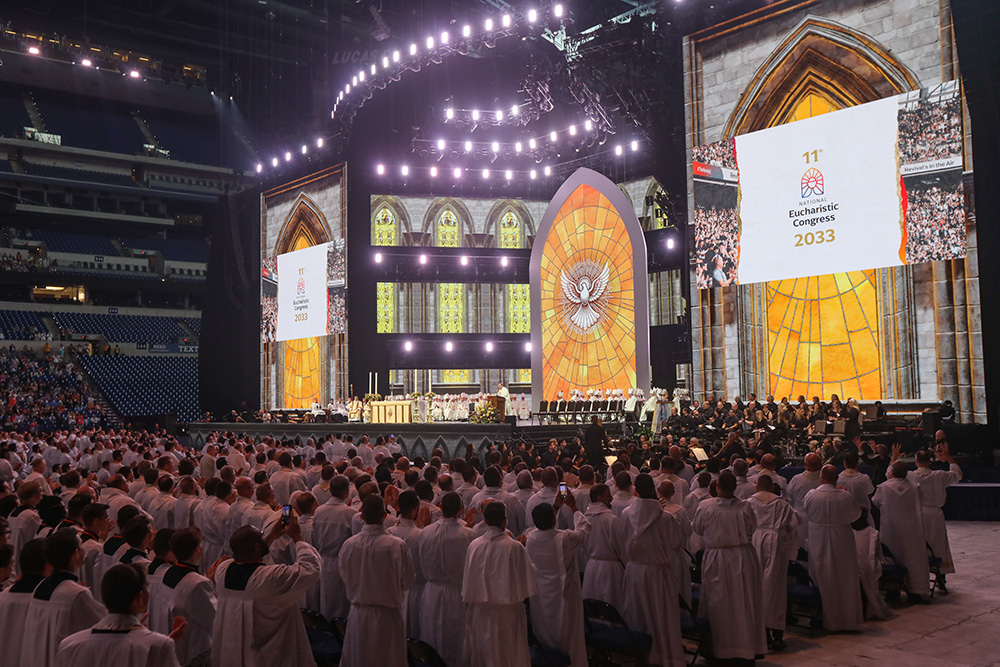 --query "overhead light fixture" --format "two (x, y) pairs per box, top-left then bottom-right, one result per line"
(80, 58), (93, 67)
(485, 18), (494, 30)
(377, 164), (385, 175)
(301, 145), (308, 154)
(426, 36), (435, 49)
(371, 64), (377, 75)
(554, 4), (564, 18)
(511, 105), (519, 117)
(409, 43), (417, 55)
(525, 342), (533, 352)
(437, 139), (446, 150)
(505, 170), (513, 180)
(529, 138), (537, 149)
(392, 50), (400, 62)
(528, 9), (538, 22)
(420, 254), (428, 265)
(502, 14), (511, 28)
(530, 169), (537, 179)
(445, 341), (454, 352)
(441, 31), (450, 44)
(375, 252), (383, 263)
(515, 142), (523, 153)
(284, 151), (292, 162)
(359, 70), (365, 82)
(255, 163), (263, 173)
(404, 341), (413, 352)
(667, 238), (676, 250)
(453, 167), (462, 178)
(549, 131), (558, 142)
(129, 70), (141, 79)
(482, 169), (490, 179)
(495, 109), (503, 122)
(460, 255), (469, 266)
(383, 56), (390, 68)
(271, 157), (279, 167)
(28, 46), (40, 55)
(485, 342), (494, 352)
(471, 109), (480, 121)
(445, 108), (454, 120)
(430, 166), (438, 177)
(491, 141), (500, 152)
(464, 140), (473, 152)
(462, 25), (472, 37)
(401, 165), (409, 176)
(615, 145), (623, 156)
(631, 140), (639, 151)
(584, 120), (593, 131)
(316, 137), (324, 148)
(544, 166), (551, 176)
(500, 256), (508, 266)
